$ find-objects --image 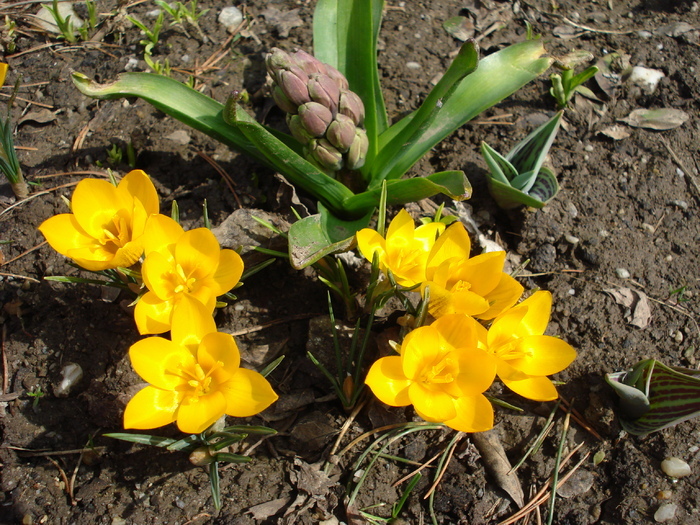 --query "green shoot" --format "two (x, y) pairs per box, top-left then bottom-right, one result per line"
(42, 0), (78, 43)
(0, 73), (29, 199)
(127, 12), (164, 48)
(27, 385), (46, 409)
(549, 52), (599, 109)
(2, 16), (18, 53)
(670, 285), (691, 303)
